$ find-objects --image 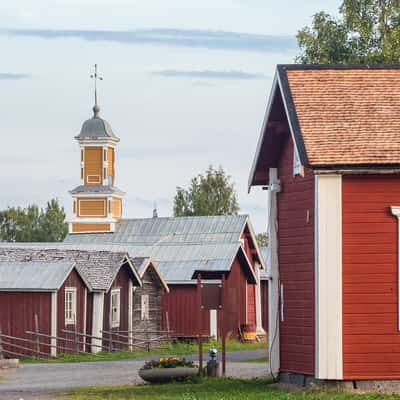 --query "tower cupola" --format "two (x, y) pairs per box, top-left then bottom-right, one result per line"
(68, 64), (124, 234)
